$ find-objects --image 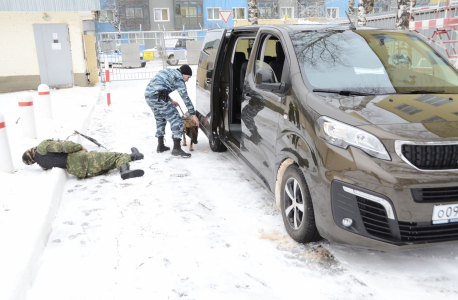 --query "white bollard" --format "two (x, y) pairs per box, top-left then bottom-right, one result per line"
(37, 84), (53, 120)
(0, 113), (14, 173)
(18, 95), (37, 139)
